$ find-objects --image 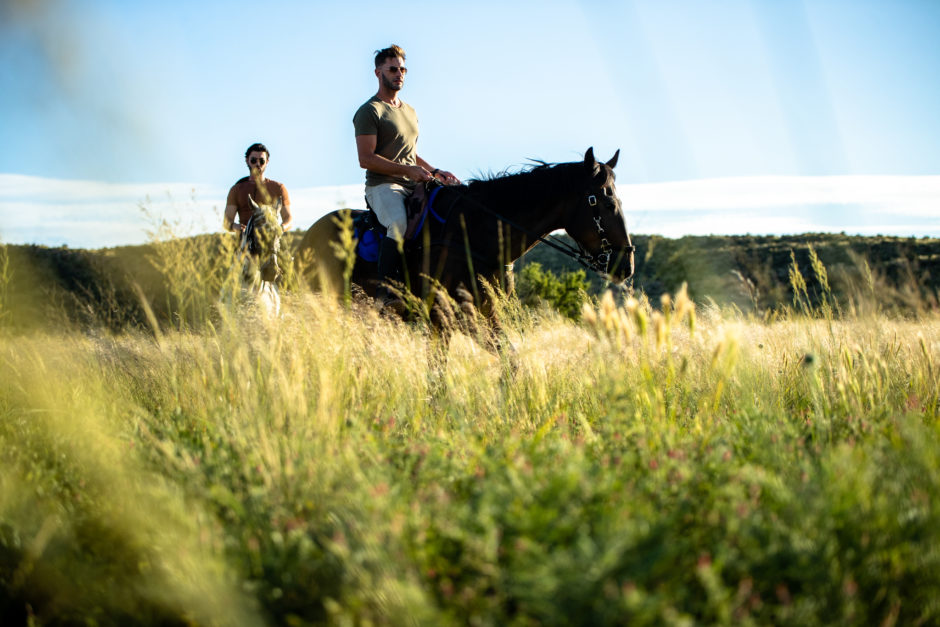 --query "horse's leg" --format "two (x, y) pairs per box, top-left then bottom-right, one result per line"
(259, 281), (280, 318)
(427, 325), (452, 394)
(425, 287), (457, 392)
(489, 311), (519, 375)
(239, 256), (260, 306)
(451, 283), (508, 356)
(474, 282), (520, 376)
